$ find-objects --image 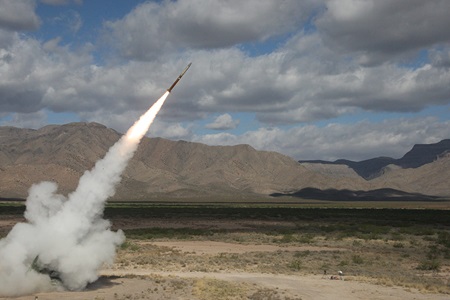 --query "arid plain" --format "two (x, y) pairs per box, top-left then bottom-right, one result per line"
(1, 202), (449, 300)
